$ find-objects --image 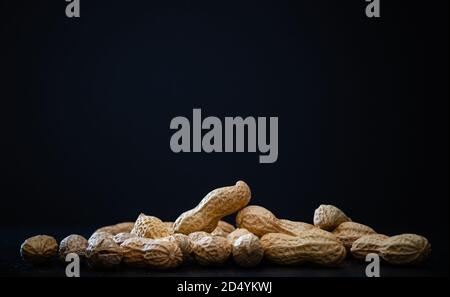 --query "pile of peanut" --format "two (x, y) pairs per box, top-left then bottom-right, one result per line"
(20, 180), (431, 269)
